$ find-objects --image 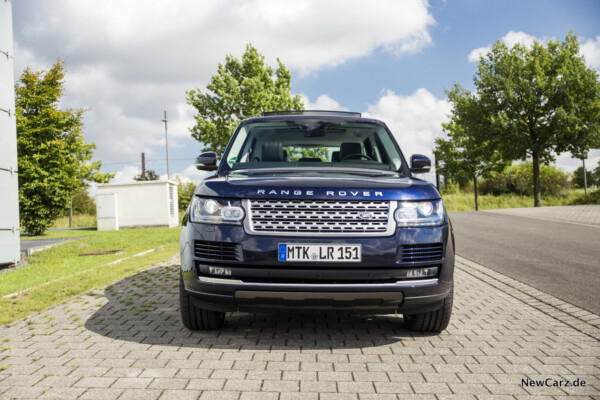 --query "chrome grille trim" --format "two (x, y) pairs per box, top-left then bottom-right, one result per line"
(197, 276), (438, 288)
(243, 199), (397, 237)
